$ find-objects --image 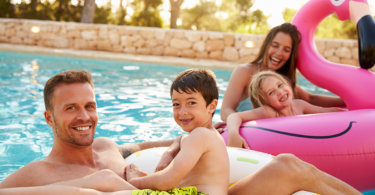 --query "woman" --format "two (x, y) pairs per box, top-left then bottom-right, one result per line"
(220, 23), (344, 122)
